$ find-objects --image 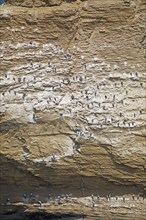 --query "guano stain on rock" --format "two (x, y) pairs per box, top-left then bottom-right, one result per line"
(0, 1), (145, 216)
